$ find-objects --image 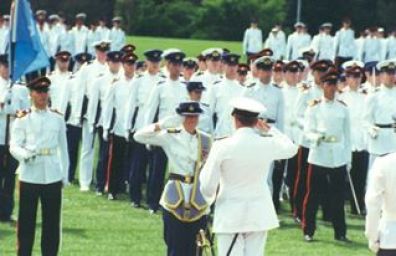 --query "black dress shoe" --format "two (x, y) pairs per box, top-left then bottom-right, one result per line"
(335, 236), (352, 243)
